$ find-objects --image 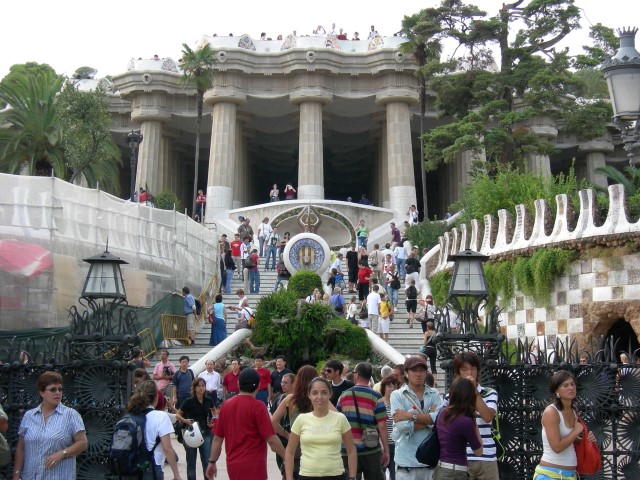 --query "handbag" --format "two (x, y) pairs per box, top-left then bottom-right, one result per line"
(575, 417), (602, 475)
(415, 413), (440, 468)
(352, 391), (379, 448)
